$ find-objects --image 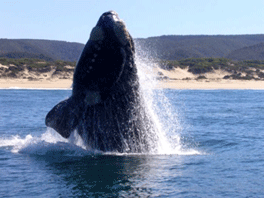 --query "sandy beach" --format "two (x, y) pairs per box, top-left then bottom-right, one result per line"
(154, 67), (264, 89)
(1, 67), (264, 89)
(1, 78), (264, 89)
(0, 79), (73, 89)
